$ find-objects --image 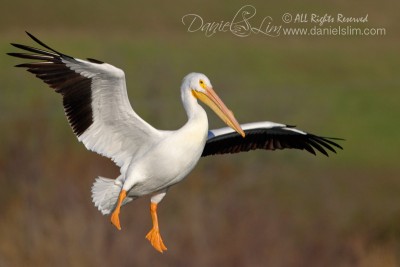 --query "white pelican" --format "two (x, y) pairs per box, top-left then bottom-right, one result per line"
(8, 32), (342, 253)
